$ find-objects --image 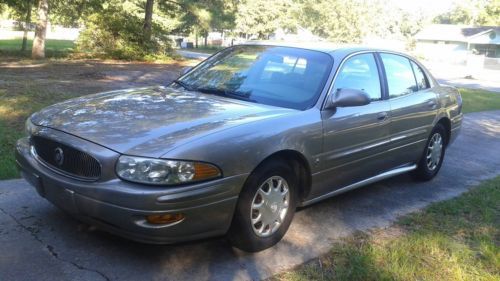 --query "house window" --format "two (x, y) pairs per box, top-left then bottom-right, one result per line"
(473, 44), (498, 58)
